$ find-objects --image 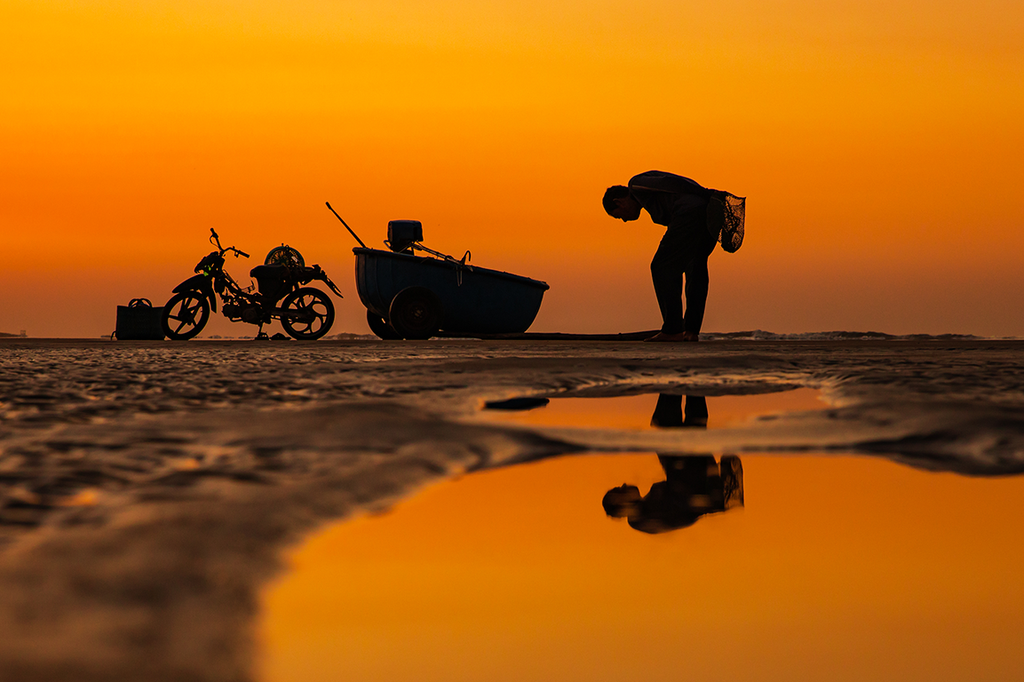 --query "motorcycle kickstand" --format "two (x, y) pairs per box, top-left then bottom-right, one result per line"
(254, 324), (270, 341)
